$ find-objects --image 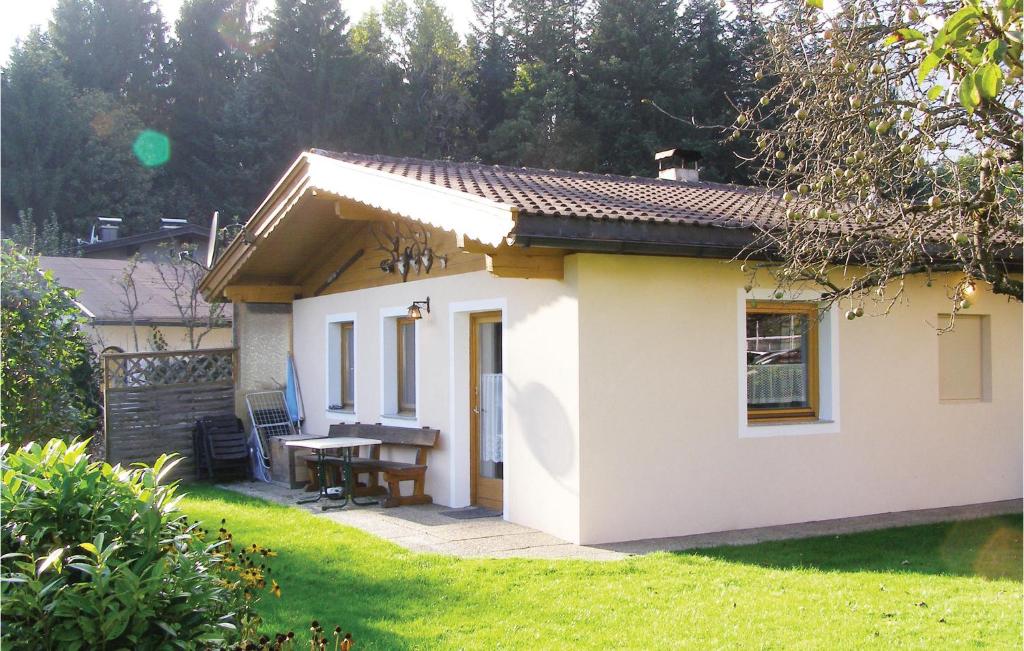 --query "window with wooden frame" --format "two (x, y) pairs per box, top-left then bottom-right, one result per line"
(328, 320), (355, 412)
(396, 317), (416, 414)
(339, 322), (354, 410)
(745, 301), (819, 422)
